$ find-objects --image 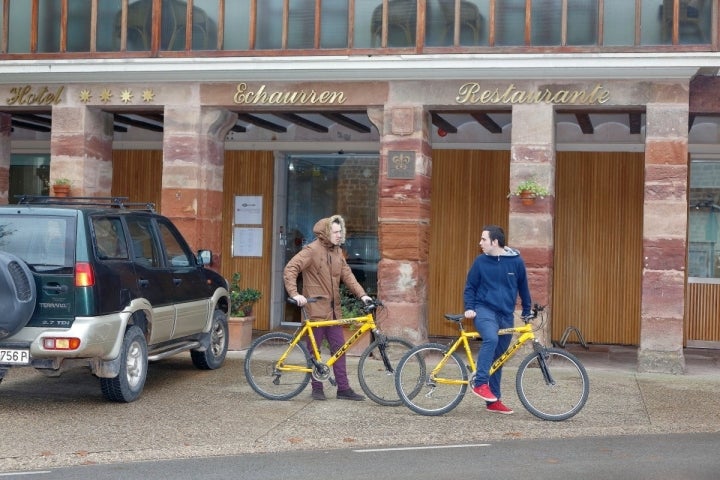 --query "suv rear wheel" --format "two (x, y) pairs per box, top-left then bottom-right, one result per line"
(100, 325), (148, 402)
(191, 309), (228, 370)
